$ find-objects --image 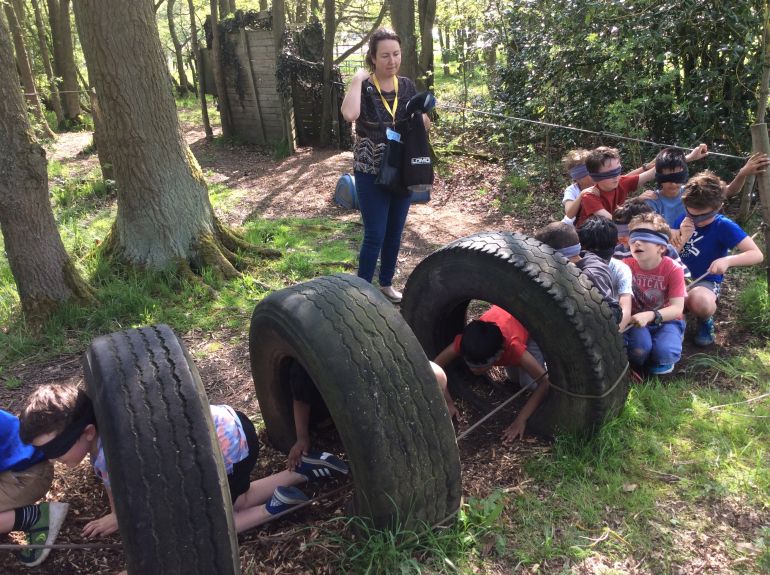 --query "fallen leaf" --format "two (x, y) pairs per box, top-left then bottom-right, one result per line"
(622, 483), (638, 492)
